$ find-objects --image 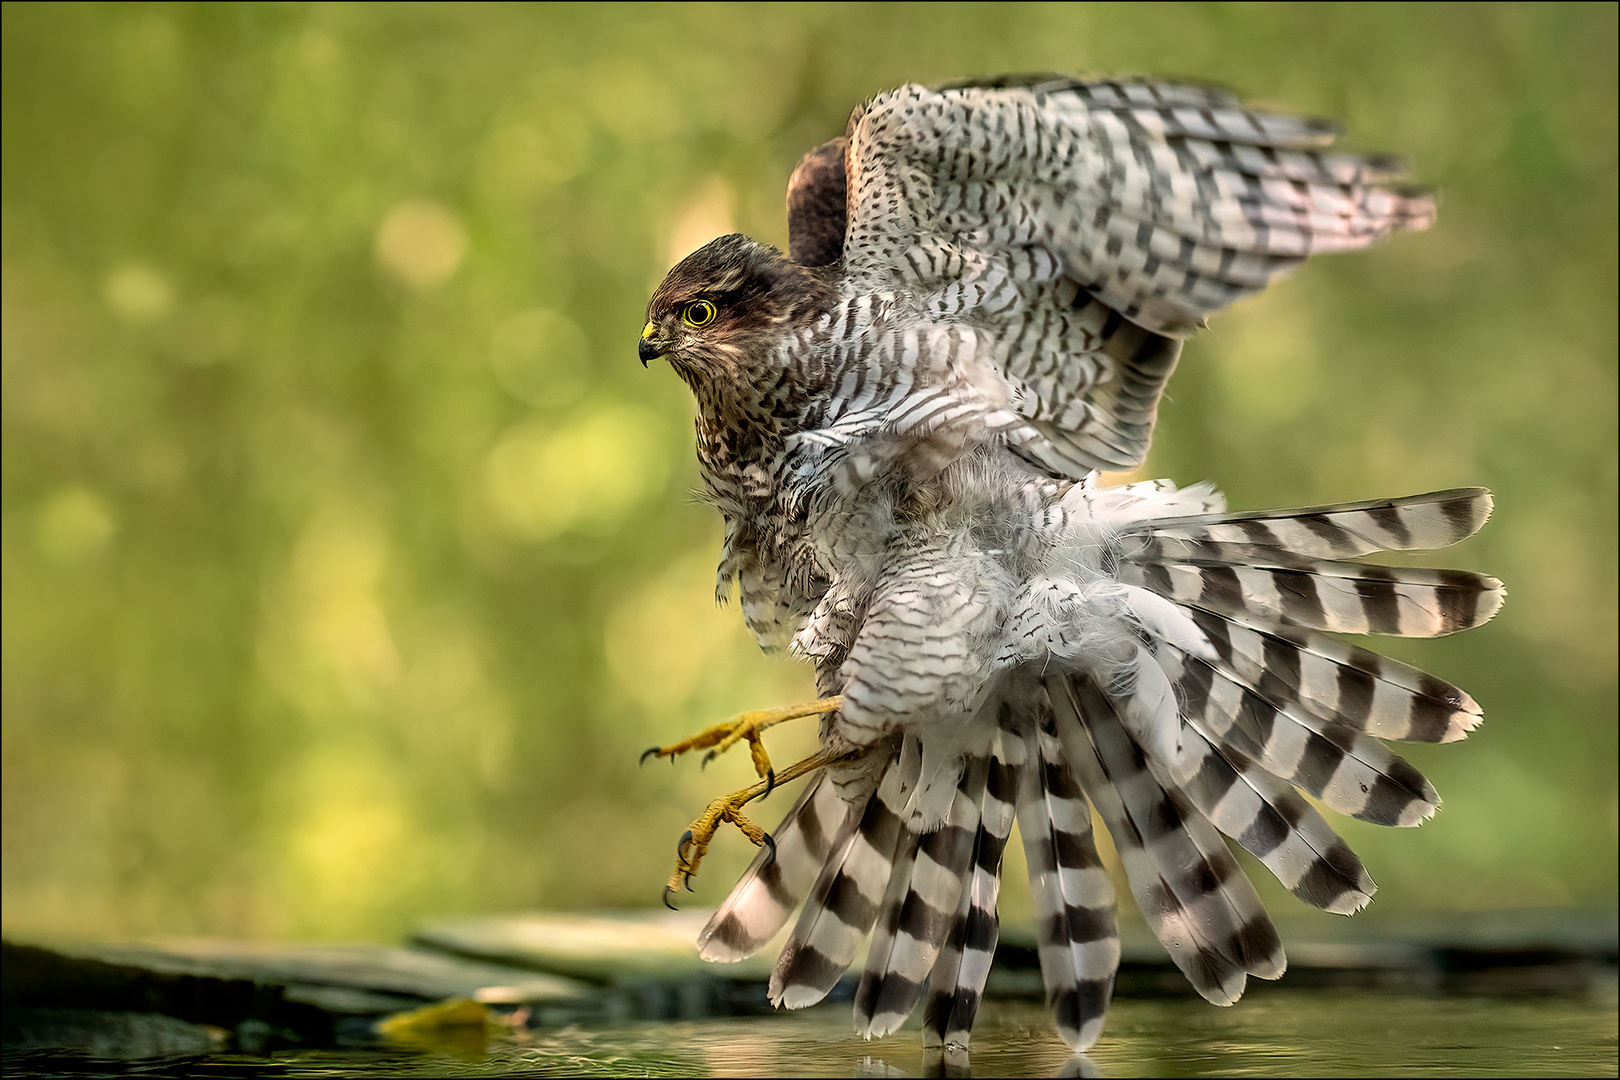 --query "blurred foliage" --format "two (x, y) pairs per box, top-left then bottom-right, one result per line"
(2, 3), (1614, 943)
